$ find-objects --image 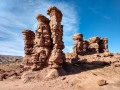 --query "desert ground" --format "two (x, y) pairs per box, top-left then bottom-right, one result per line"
(0, 53), (120, 90)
